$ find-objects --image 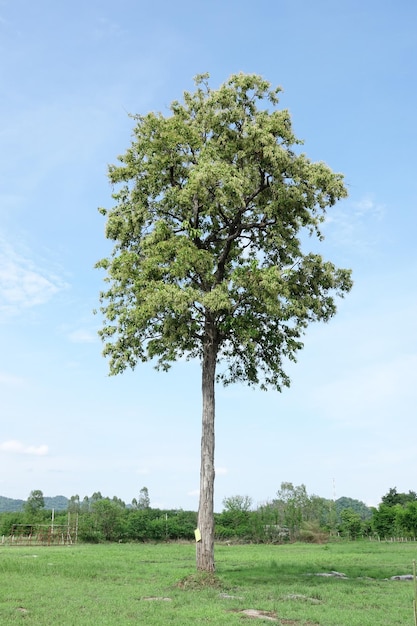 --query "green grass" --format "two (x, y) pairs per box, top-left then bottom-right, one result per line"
(0, 541), (416, 624)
